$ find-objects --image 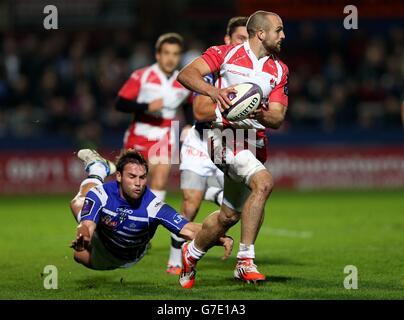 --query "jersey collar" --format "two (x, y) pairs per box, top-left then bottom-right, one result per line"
(152, 63), (179, 84)
(244, 41), (271, 68)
